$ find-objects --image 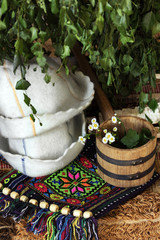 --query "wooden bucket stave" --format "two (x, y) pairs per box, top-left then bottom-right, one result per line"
(96, 116), (157, 188)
